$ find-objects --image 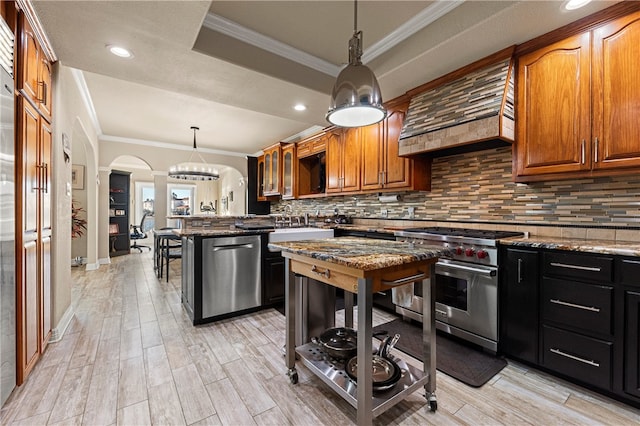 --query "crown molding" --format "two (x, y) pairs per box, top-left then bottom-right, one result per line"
(70, 68), (103, 136)
(362, 0), (464, 63)
(16, 0), (57, 62)
(100, 134), (249, 158)
(203, 12), (340, 77)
